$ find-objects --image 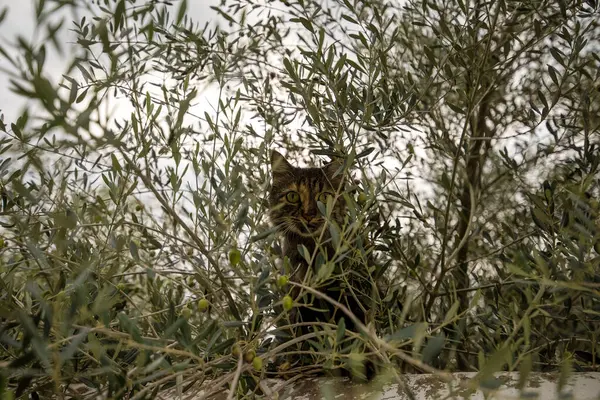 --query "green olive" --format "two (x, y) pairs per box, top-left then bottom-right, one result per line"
(231, 343), (242, 358)
(229, 248), (241, 266)
(198, 298), (210, 312)
(252, 356), (263, 371)
(282, 295), (293, 311)
(244, 349), (256, 363)
(357, 191), (368, 205)
(277, 275), (289, 288)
